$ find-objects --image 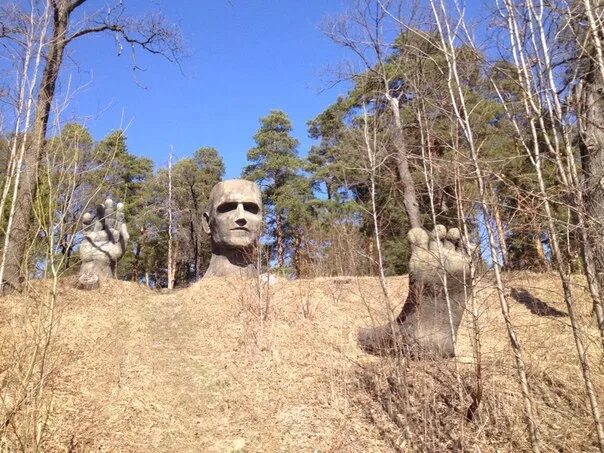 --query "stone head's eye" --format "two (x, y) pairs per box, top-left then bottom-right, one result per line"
(243, 203), (259, 215)
(217, 202), (238, 213)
